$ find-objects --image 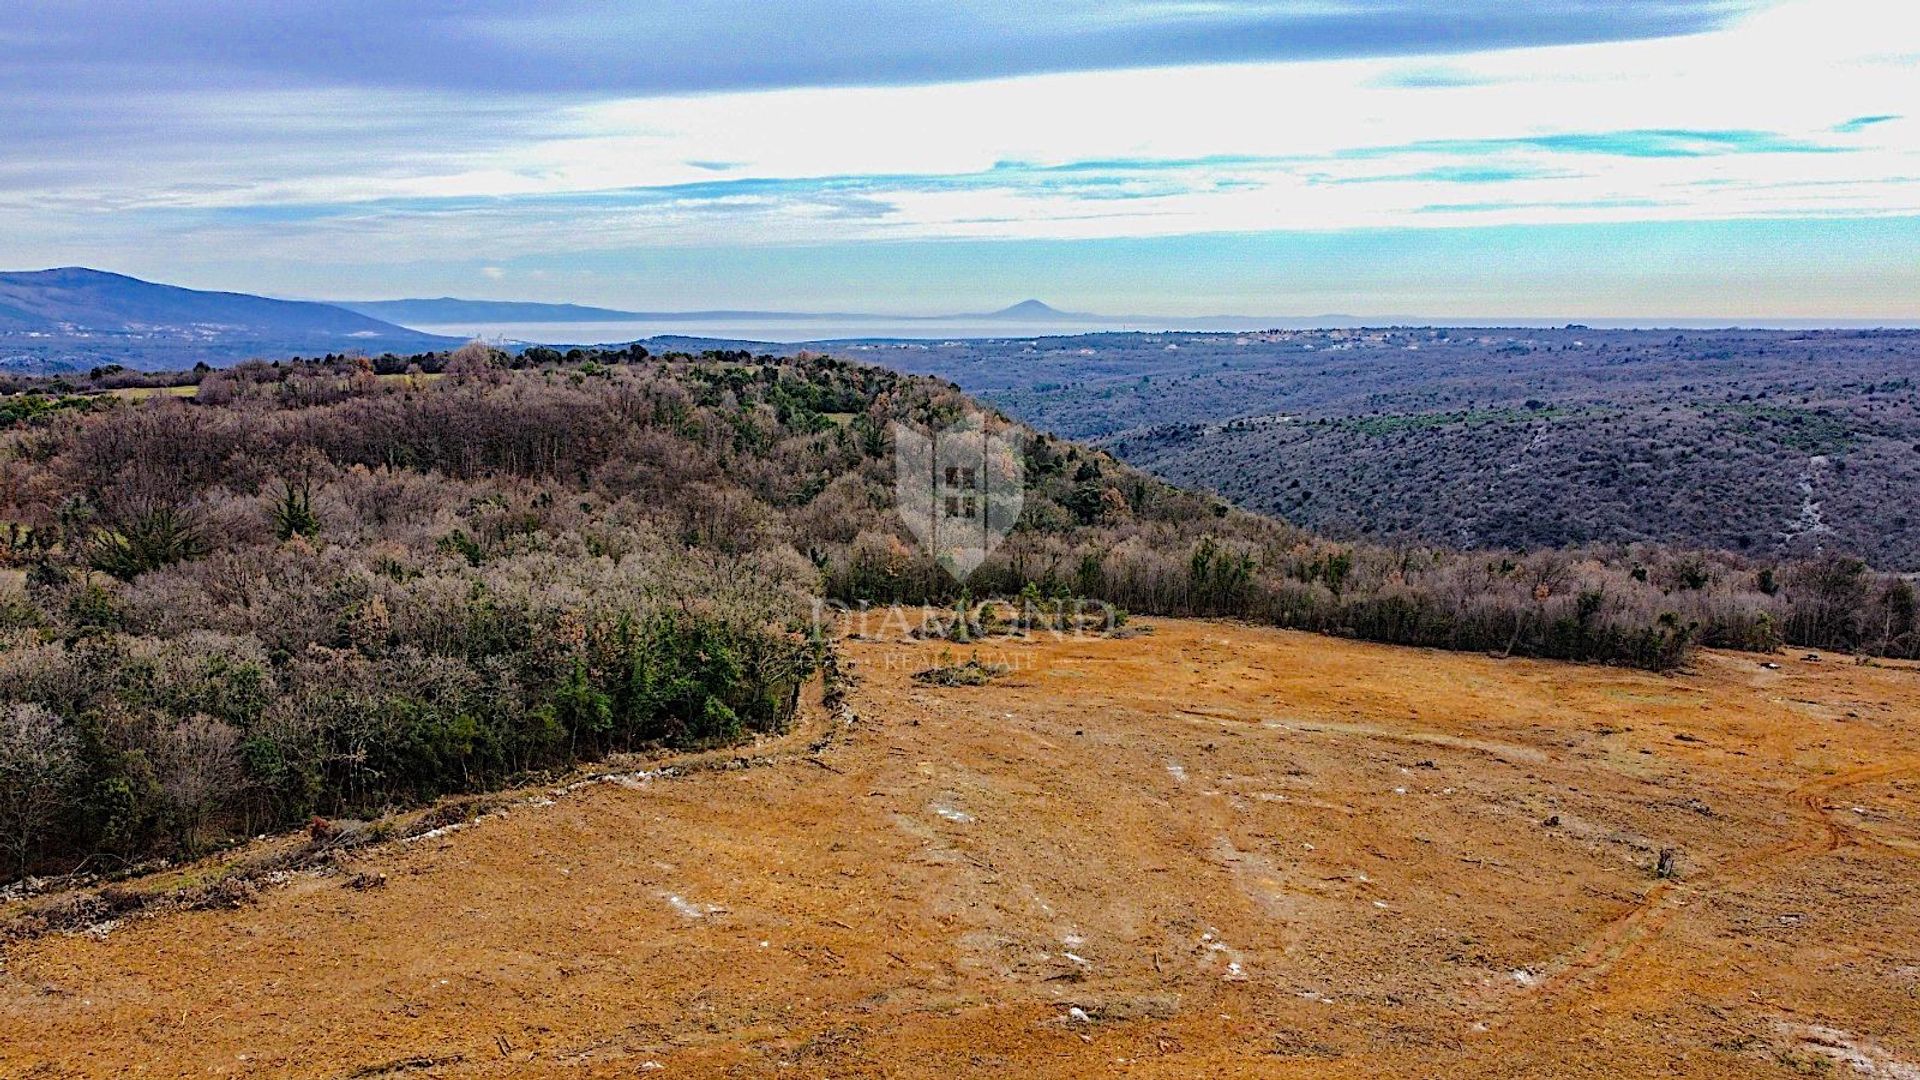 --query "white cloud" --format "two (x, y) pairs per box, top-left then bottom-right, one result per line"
(0, 0), (1914, 265)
